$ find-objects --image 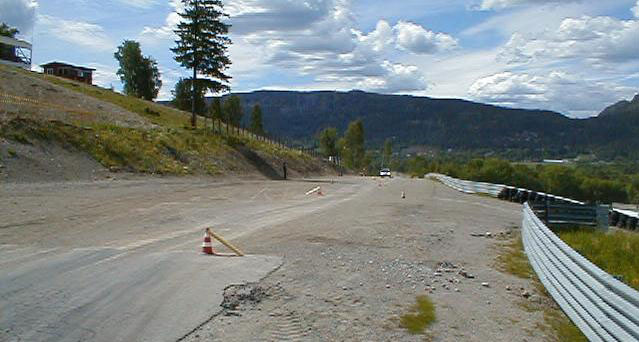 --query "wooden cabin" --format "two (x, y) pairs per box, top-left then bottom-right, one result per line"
(41, 62), (95, 85)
